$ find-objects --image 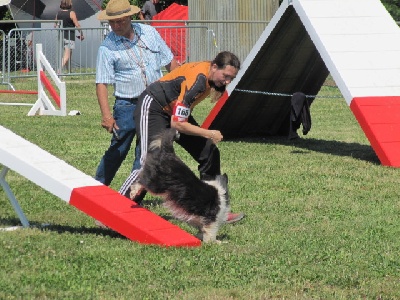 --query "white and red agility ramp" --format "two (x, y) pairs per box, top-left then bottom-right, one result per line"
(202, 0), (400, 167)
(0, 125), (201, 247)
